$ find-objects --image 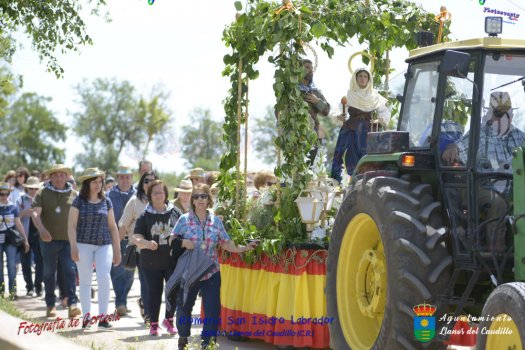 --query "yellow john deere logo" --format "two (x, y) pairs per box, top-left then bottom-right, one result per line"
(413, 303), (437, 342)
